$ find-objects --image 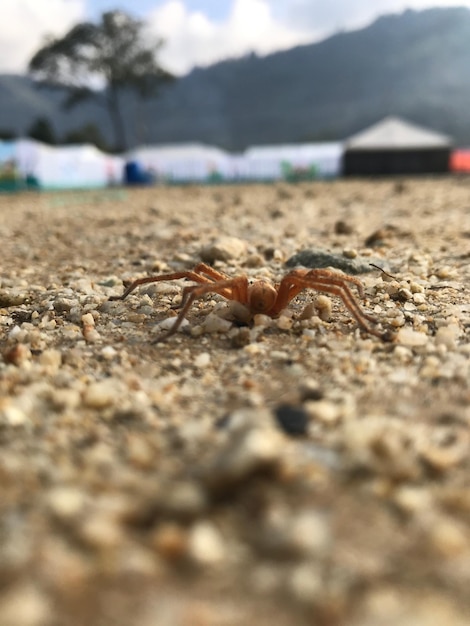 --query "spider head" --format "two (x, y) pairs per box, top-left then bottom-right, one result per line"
(247, 280), (277, 314)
